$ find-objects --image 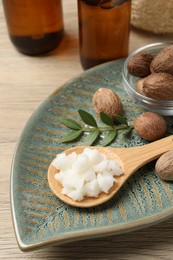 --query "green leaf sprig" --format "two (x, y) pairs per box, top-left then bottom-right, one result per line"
(59, 109), (133, 146)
